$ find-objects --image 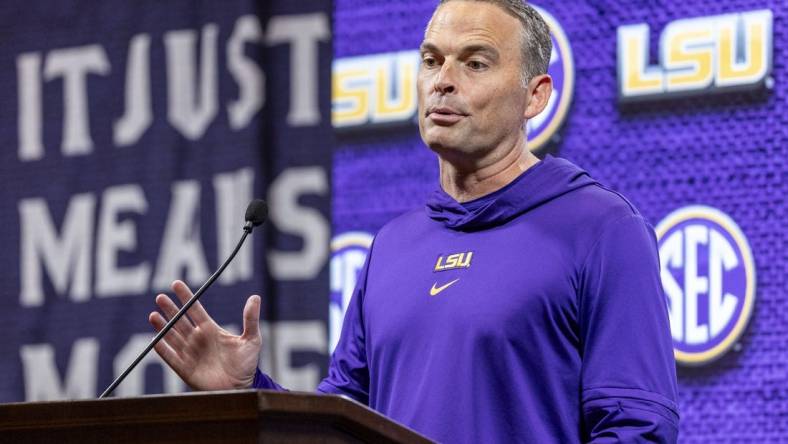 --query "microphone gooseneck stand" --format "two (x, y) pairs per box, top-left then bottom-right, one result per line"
(99, 200), (267, 399)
